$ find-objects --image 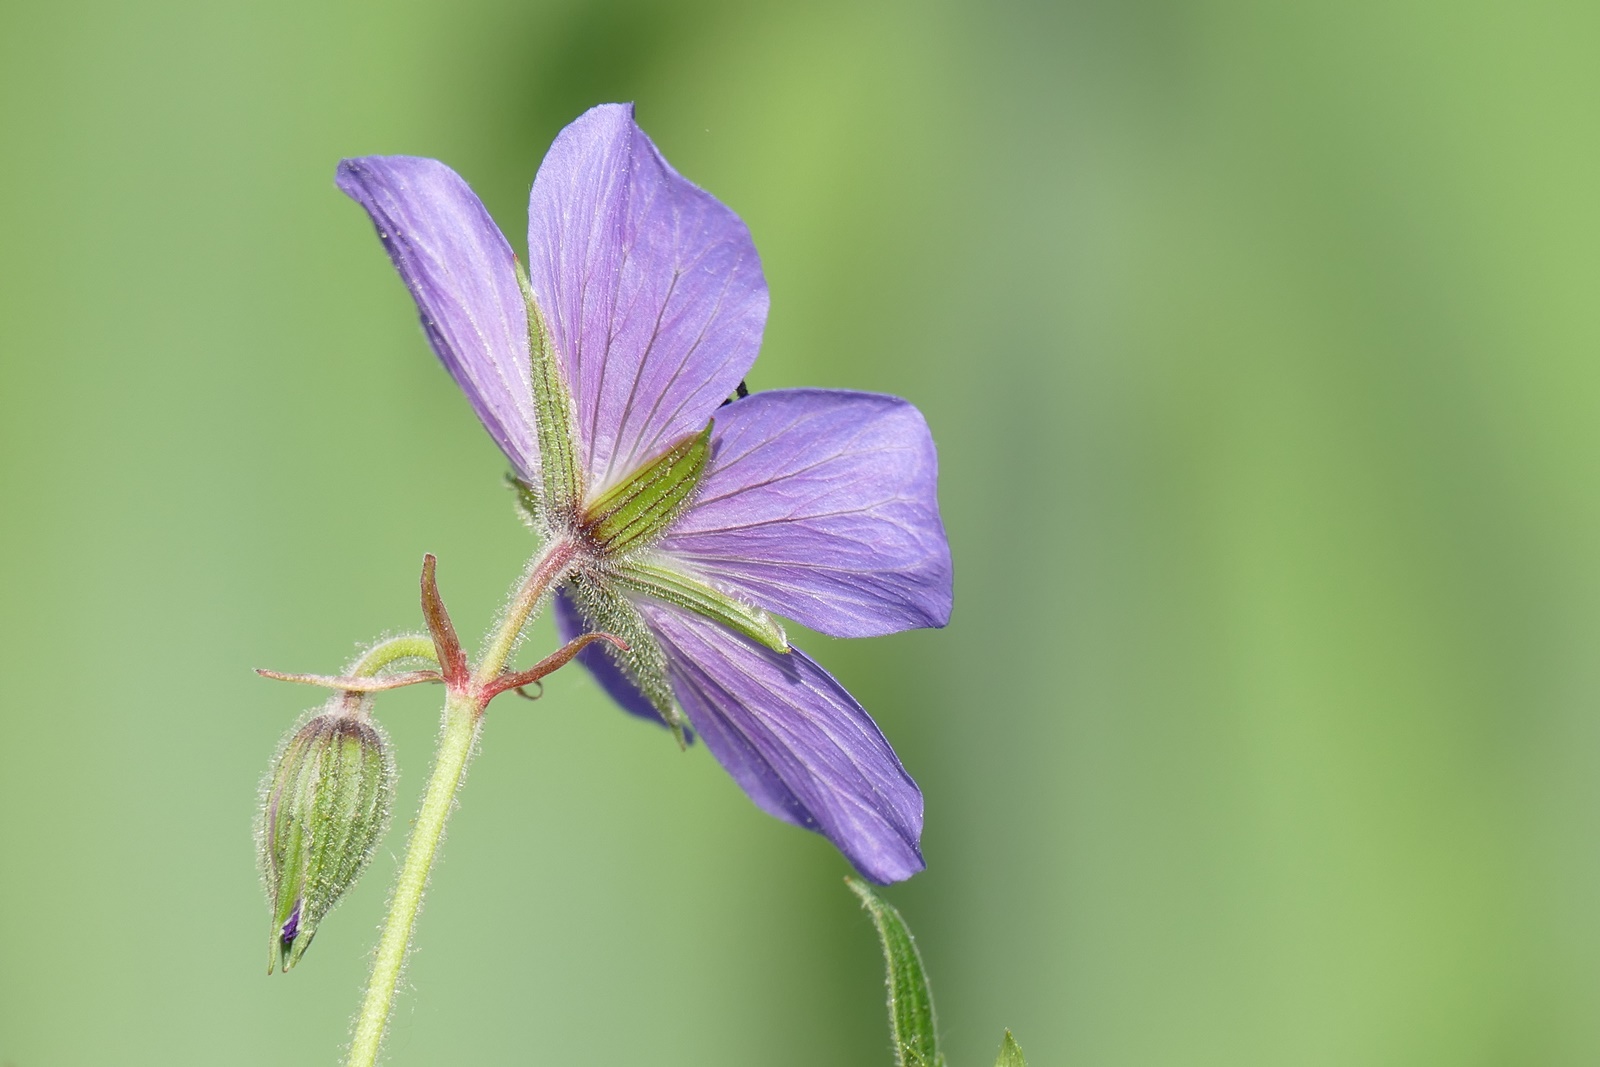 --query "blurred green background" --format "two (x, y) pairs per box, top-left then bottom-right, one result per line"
(3, 0), (1598, 1063)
